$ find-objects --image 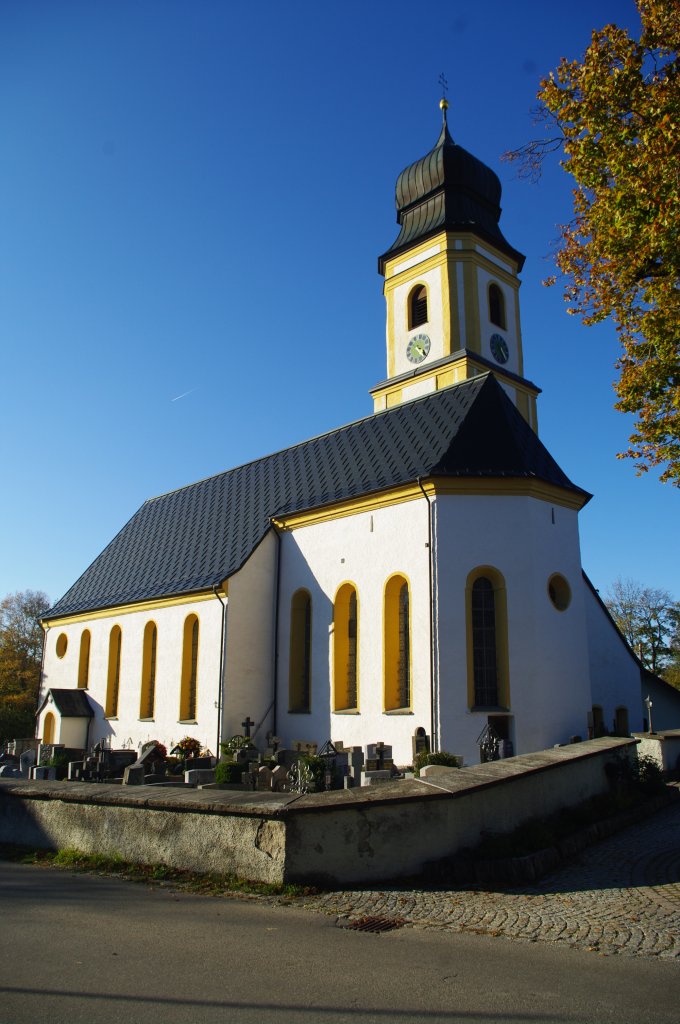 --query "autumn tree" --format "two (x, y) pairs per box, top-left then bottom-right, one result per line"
(0, 590), (49, 744)
(605, 577), (679, 676)
(505, 0), (680, 484)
